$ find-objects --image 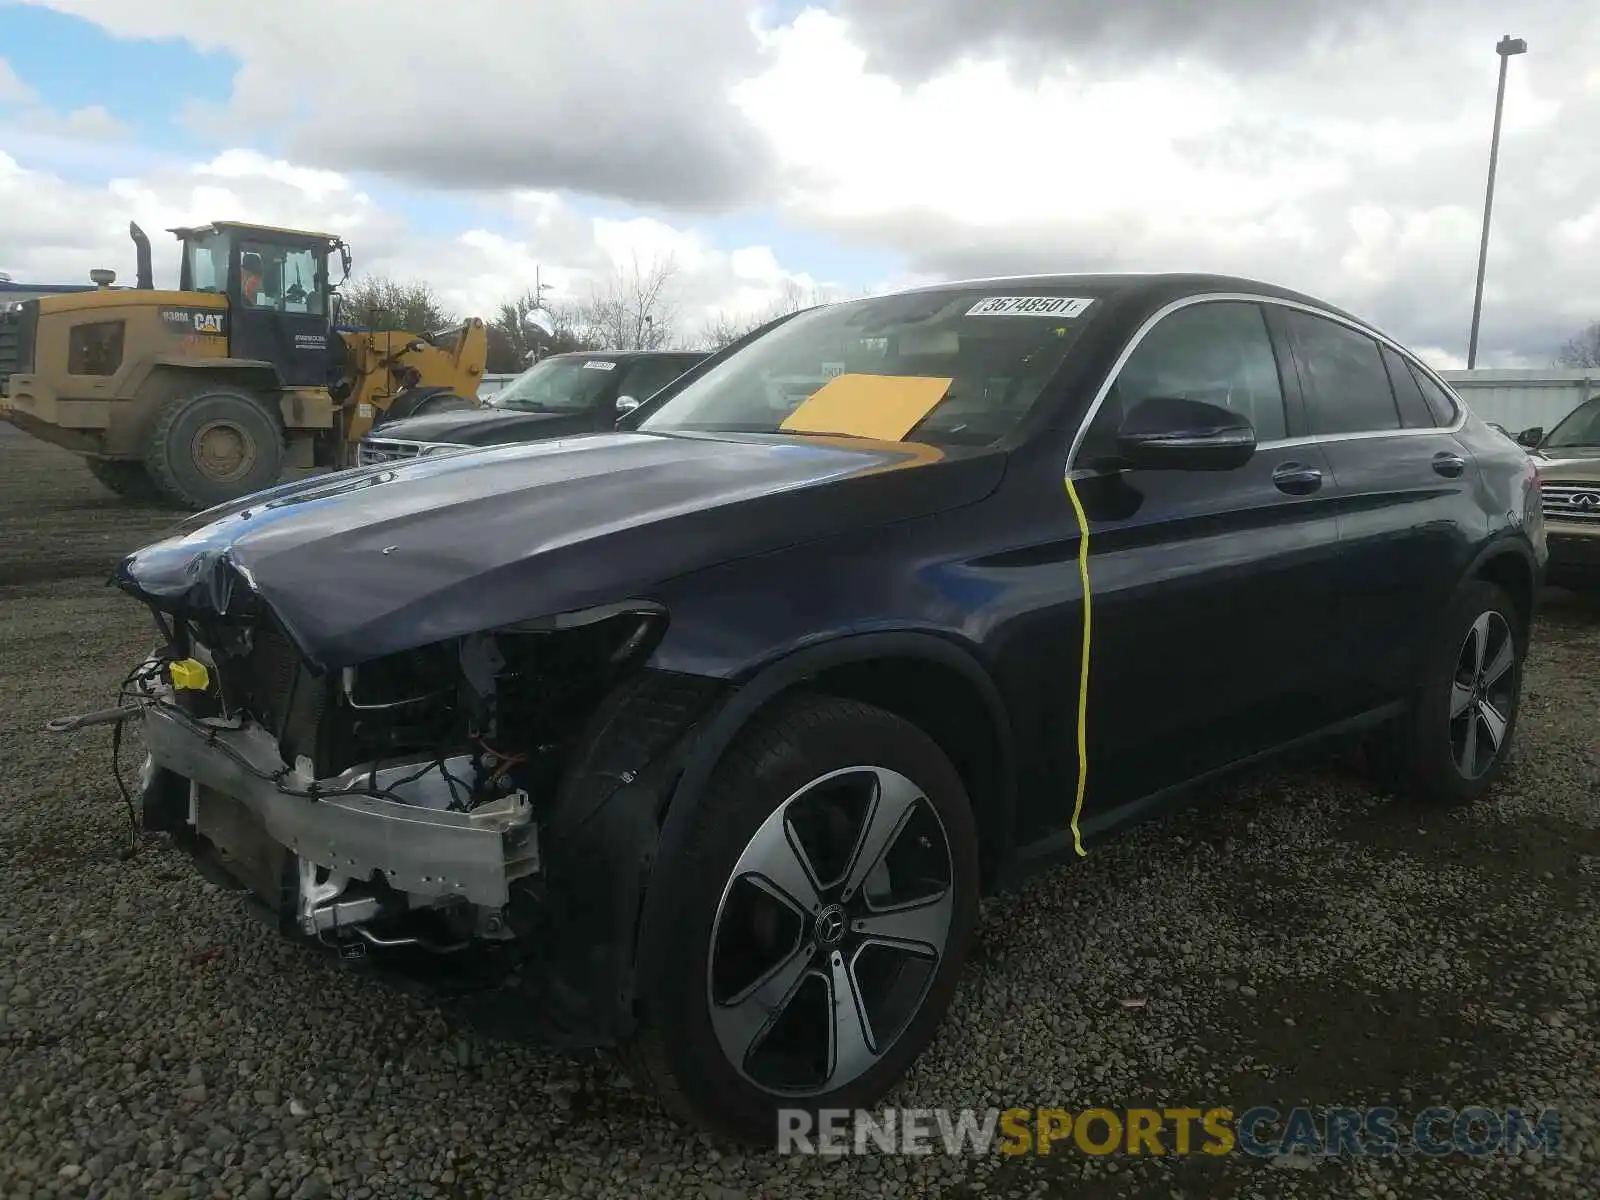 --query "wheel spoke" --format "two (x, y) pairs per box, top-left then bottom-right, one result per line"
(1449, 681), (1475, 719)
(739, 821), (823, 917)
(1469, 614), (1492, 675)
(709, 940), (813, 1069)
(853, 890), (952, 956)
(842, 768), (923, 898)
(1478, 700), (1508, 752)
(1482, 637), (1515, 689)
(1460, 707), (1479, 771)
(825, 951), (877, 1087)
